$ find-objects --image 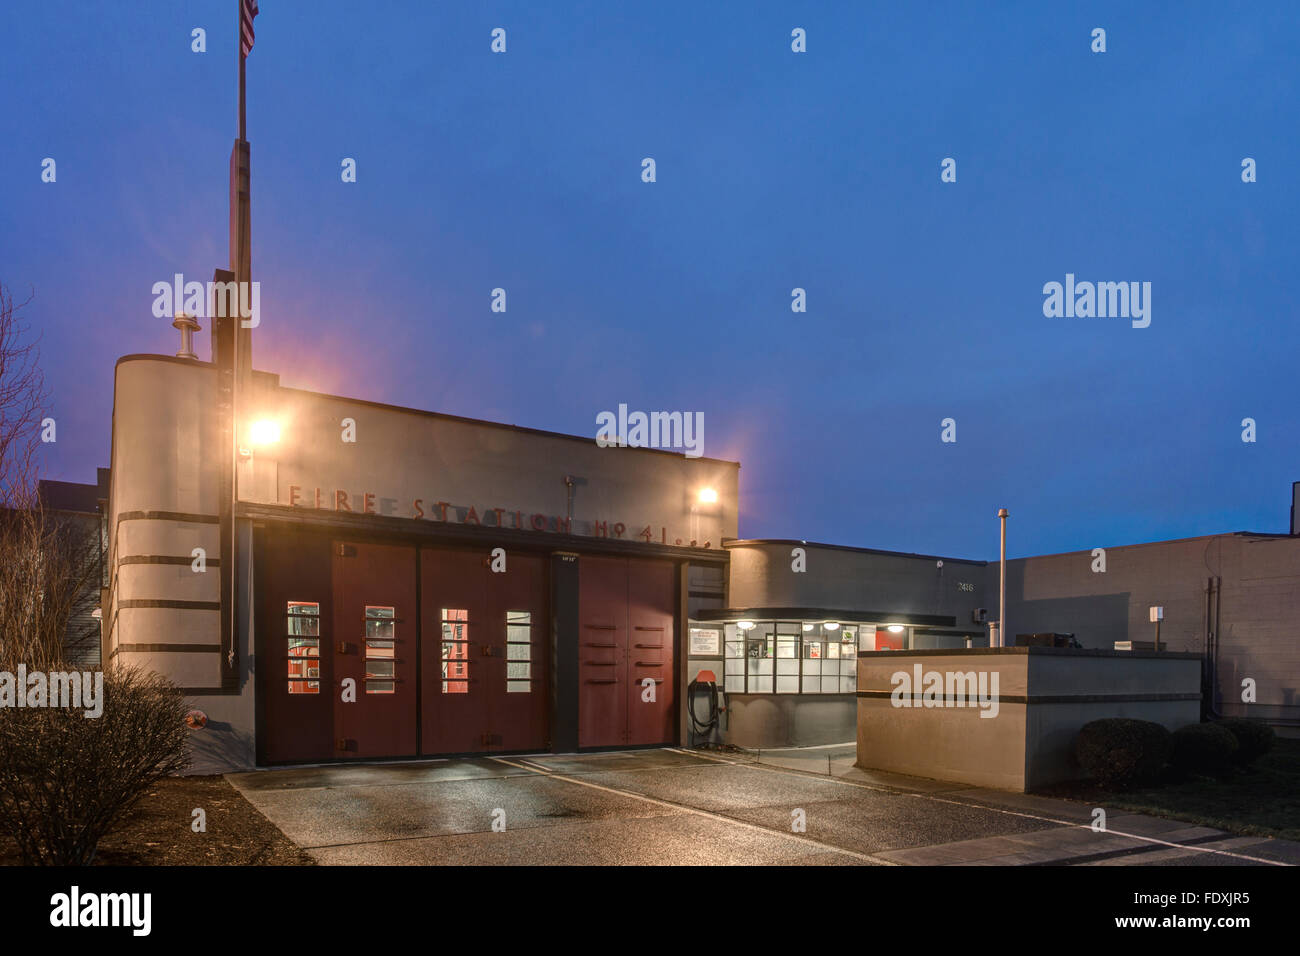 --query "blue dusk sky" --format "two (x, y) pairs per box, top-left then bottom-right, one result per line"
(2, 1), (1297, 560)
